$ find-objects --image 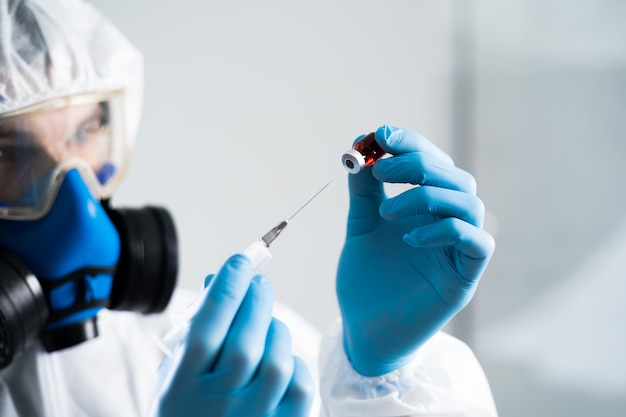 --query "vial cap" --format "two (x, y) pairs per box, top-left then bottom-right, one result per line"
(341, 149), (366, 174)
